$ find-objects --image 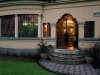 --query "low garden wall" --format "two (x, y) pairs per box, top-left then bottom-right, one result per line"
(0, 47), (40, 57)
